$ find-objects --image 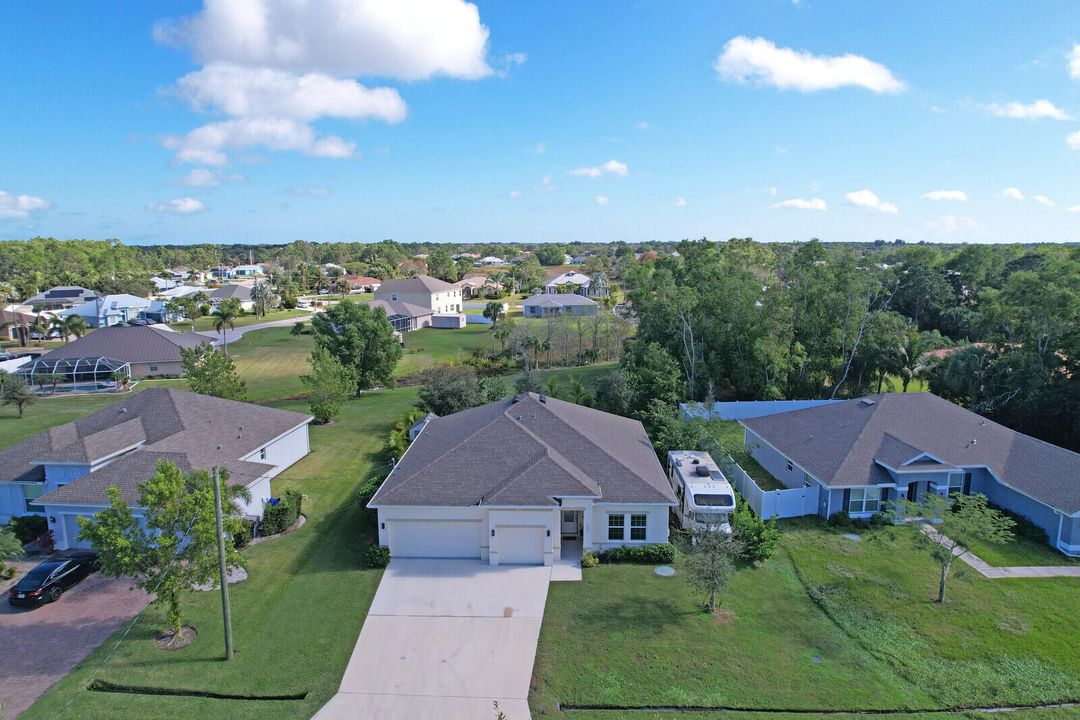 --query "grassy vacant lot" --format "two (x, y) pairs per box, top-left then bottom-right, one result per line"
(532, 519), (1080, 717)
(227, 326), (315, 401)
(21, 387), (417, 720)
